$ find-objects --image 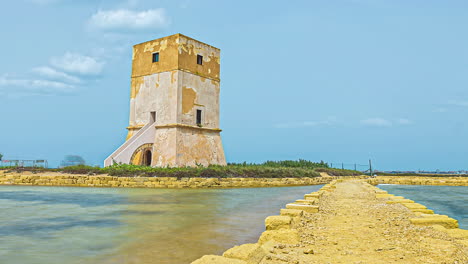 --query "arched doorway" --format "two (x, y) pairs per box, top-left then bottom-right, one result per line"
(129, 143), (154, 166)
(143, 150), (152, 166)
